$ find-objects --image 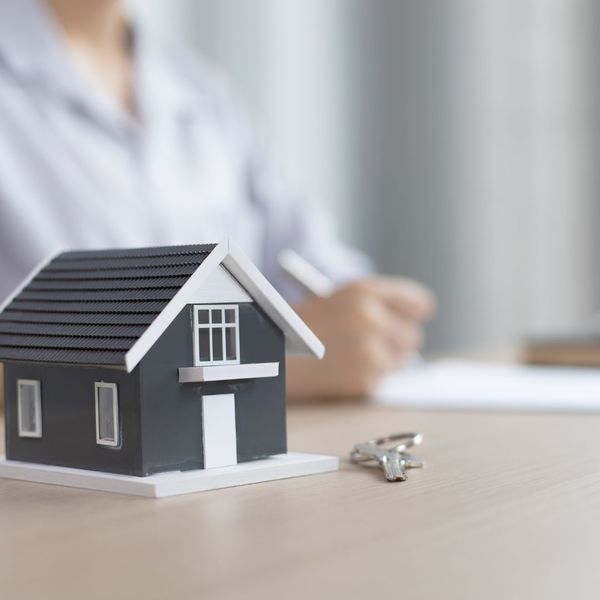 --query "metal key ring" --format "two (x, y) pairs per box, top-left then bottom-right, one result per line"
(350, 432), (423, 462)
(369, 432), (423, 453)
